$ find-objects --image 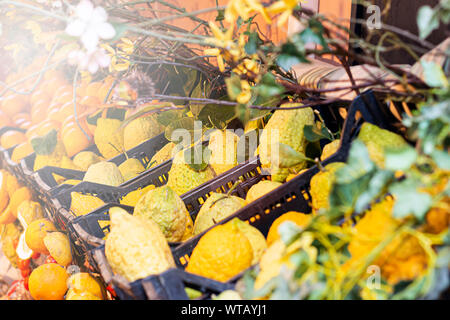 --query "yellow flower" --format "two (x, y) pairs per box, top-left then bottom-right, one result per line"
(236, 80), (252, 104)
(102, 38), (134, 73)
(267, 0), (306, 26)
(225, 0), (271, 24)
